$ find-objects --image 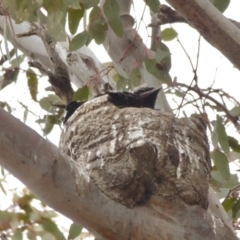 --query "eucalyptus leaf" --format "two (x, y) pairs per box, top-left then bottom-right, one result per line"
(143, 0), (160, 13)
(73, 86), (89, 101)
(222, 198), (236, 212)
(161, 28), (178, 41)
(130, 68), (141, 87)
(80, 0), (99, 9)
(217, 115), (229, 153)
(211, 120), (218, 148)
(26, 71), (38, 102)
(89, 7), (108, 44)
(68, 7), (84, 35)
(211, 149), (230, 180)
(103, 0), (123, 37)
(39, 95), (64, 112)
(228, 136), (240, 152)
(69, 31), (88, 51)
(68, 222), (83, 240)
(212, 0), (230, 13)
(232, 199), (240, 218)
(230, 106), (240, 116)
(42, 218), (66, 240)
